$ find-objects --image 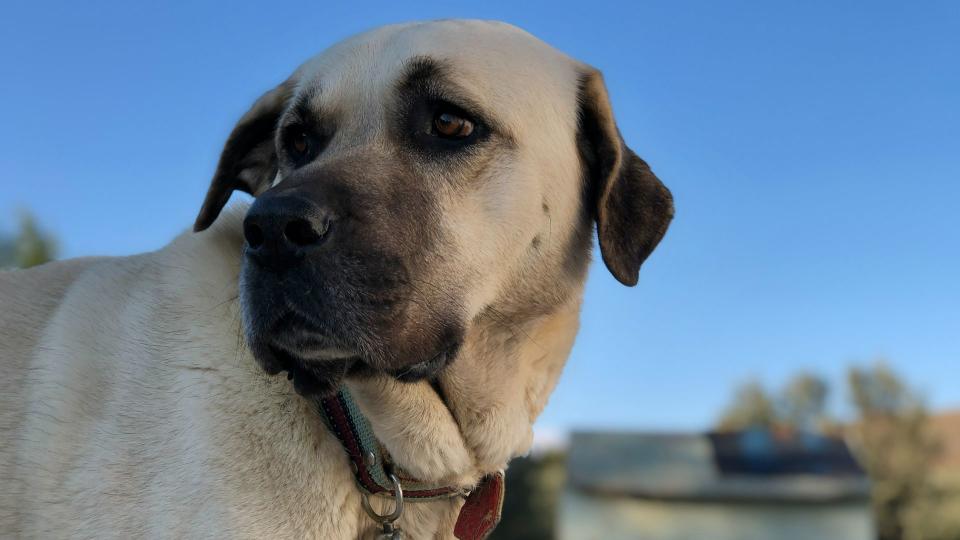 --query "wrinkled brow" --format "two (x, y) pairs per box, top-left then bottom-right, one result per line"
(281, 85), (323, 126)
(395, 55), (506, 136)
(396, 55), (449, 94)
